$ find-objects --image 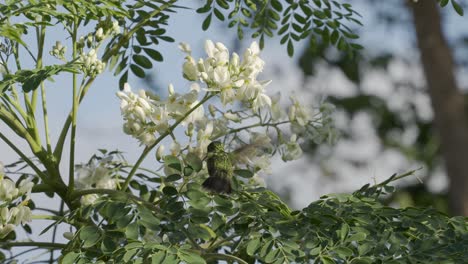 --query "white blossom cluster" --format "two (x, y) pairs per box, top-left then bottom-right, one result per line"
(49, 41), (66, 61)
(77, 48), (106, 77)
(0, 162), (34, 238)
(117, 40), (337, 185)
(75, 20), (120, 76)
(75, 156), (120, 205)
(117, 83), (205, 146)
(182, 40), (272, 111)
